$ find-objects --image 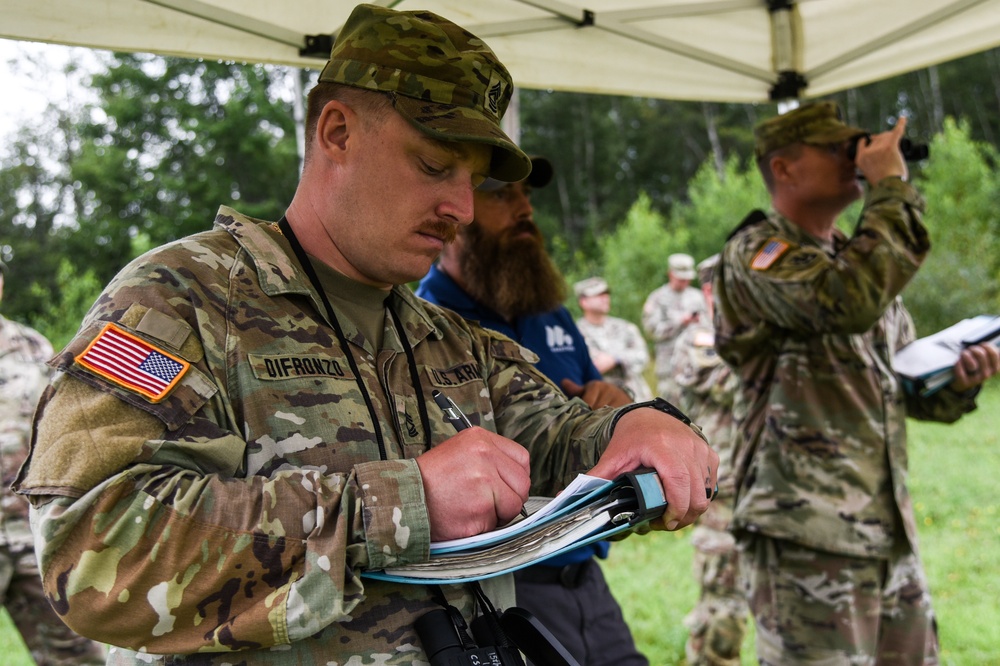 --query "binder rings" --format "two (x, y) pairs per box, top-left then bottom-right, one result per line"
(363, 468), (667, 584)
